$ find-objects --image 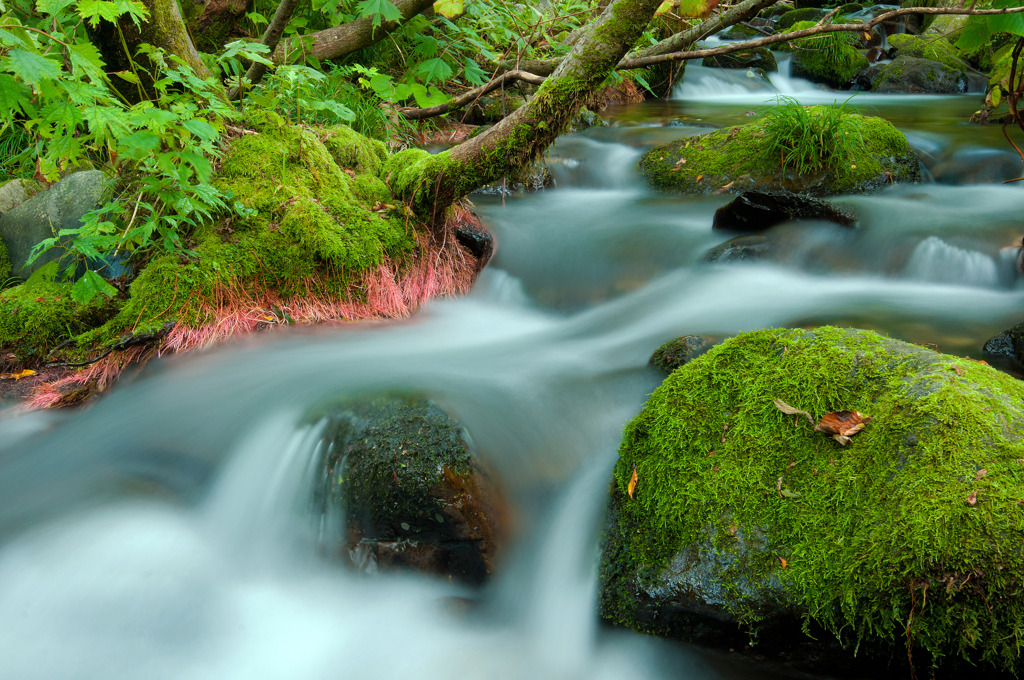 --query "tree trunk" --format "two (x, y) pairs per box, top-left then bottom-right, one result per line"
(274, 0), (435, 64)
(390, 0), (665, 224)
